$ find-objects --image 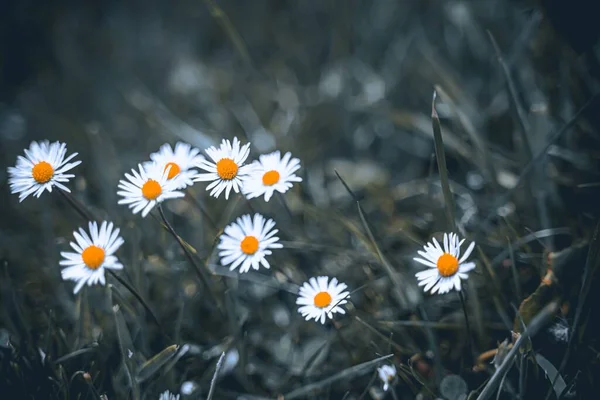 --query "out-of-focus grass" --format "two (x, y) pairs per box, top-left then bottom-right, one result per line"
(1, 0), (600, 399)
